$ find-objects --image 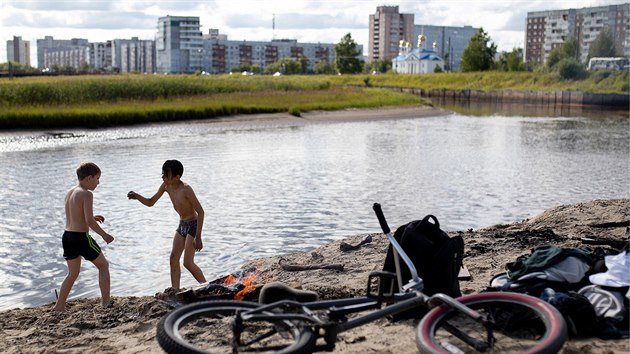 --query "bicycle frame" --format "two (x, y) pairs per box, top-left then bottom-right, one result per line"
(157, 203), (568, 354)
(234, 204), (487, 348)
